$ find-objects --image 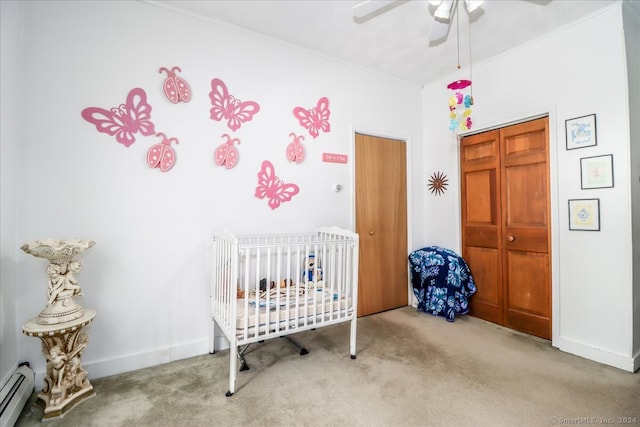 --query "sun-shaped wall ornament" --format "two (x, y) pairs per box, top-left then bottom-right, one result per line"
(428, 171), (449, 196)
